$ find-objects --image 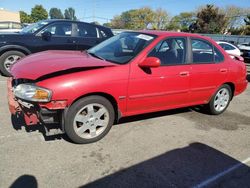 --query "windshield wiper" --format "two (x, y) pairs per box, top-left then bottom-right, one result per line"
(86, 51), (106, 61)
